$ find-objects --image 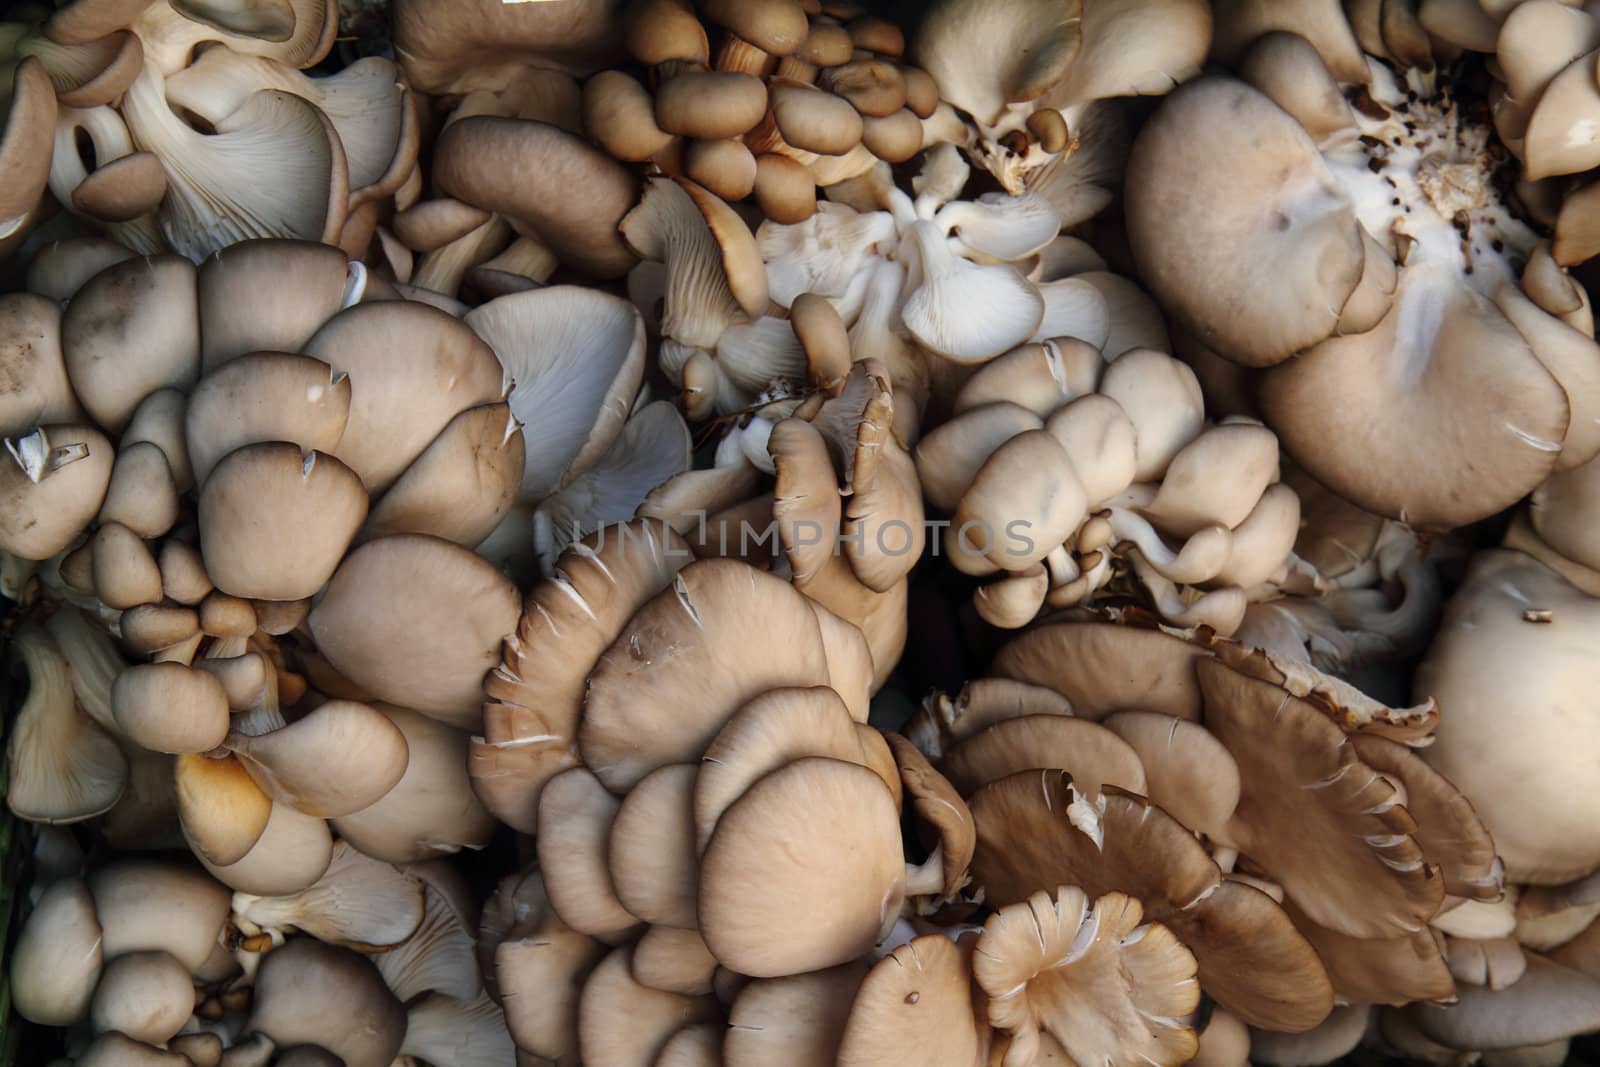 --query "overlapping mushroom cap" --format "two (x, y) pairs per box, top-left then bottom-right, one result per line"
(1123, 6), (1600, 529)
(912, 614), (1504, 1038)
(913, 336), (1315, 635)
